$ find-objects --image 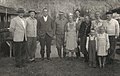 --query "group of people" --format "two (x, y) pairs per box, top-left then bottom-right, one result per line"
(9, 7), (119, 68)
